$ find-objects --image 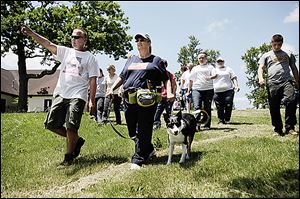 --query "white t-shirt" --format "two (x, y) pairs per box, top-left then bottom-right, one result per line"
(180, 70), (192, 89)
(53, 46), (100, 102)
(189, 64), (214, 91)
(104, 74), (119, 95)
(212, 66), (236, 93)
